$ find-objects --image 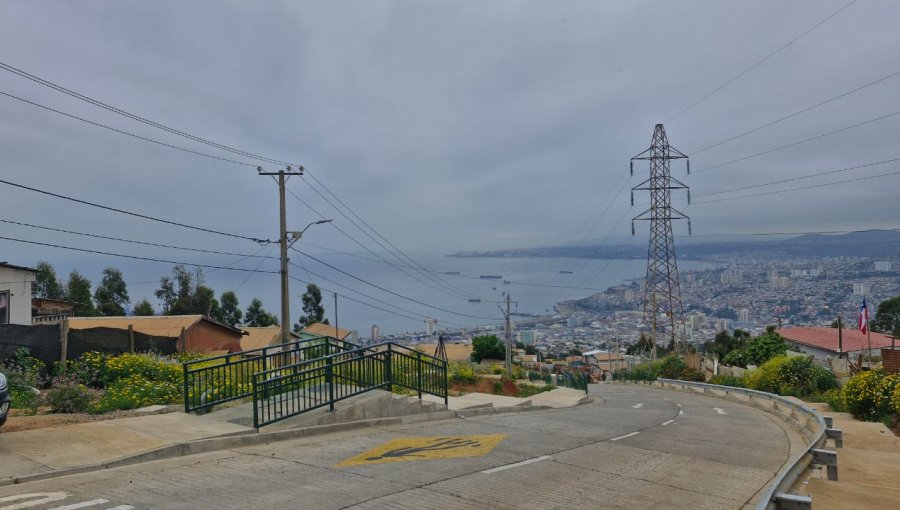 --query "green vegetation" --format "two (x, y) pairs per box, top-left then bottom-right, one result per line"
(720, 327), (787, 368)
(743, 355), (837, 397)
(872, 295), (900, 334)
(470, 335), (505, 362)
